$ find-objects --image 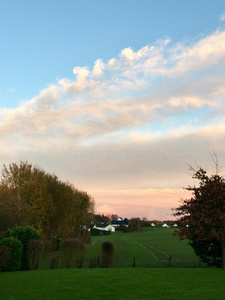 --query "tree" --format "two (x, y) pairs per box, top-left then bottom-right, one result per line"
(94, 214), (110, 225)
(72, 189), (95, 237)
(128, 217), (141, 230)
(0, 187), (25, 234)
(0, 161), (95, 242)
(0, 161), (54, 236)
(109, 214), (120, 221)
(173, 165), (225, 269)
(101, 241), (114, 268)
